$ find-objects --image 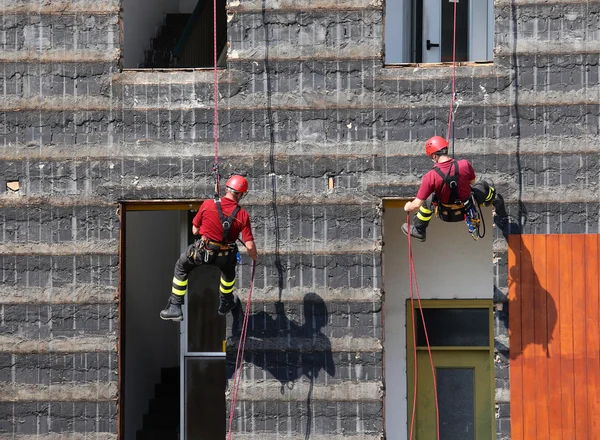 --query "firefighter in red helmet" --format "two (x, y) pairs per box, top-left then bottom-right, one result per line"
(160, 175), (258, 321)
(402, 136), (507, 242)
